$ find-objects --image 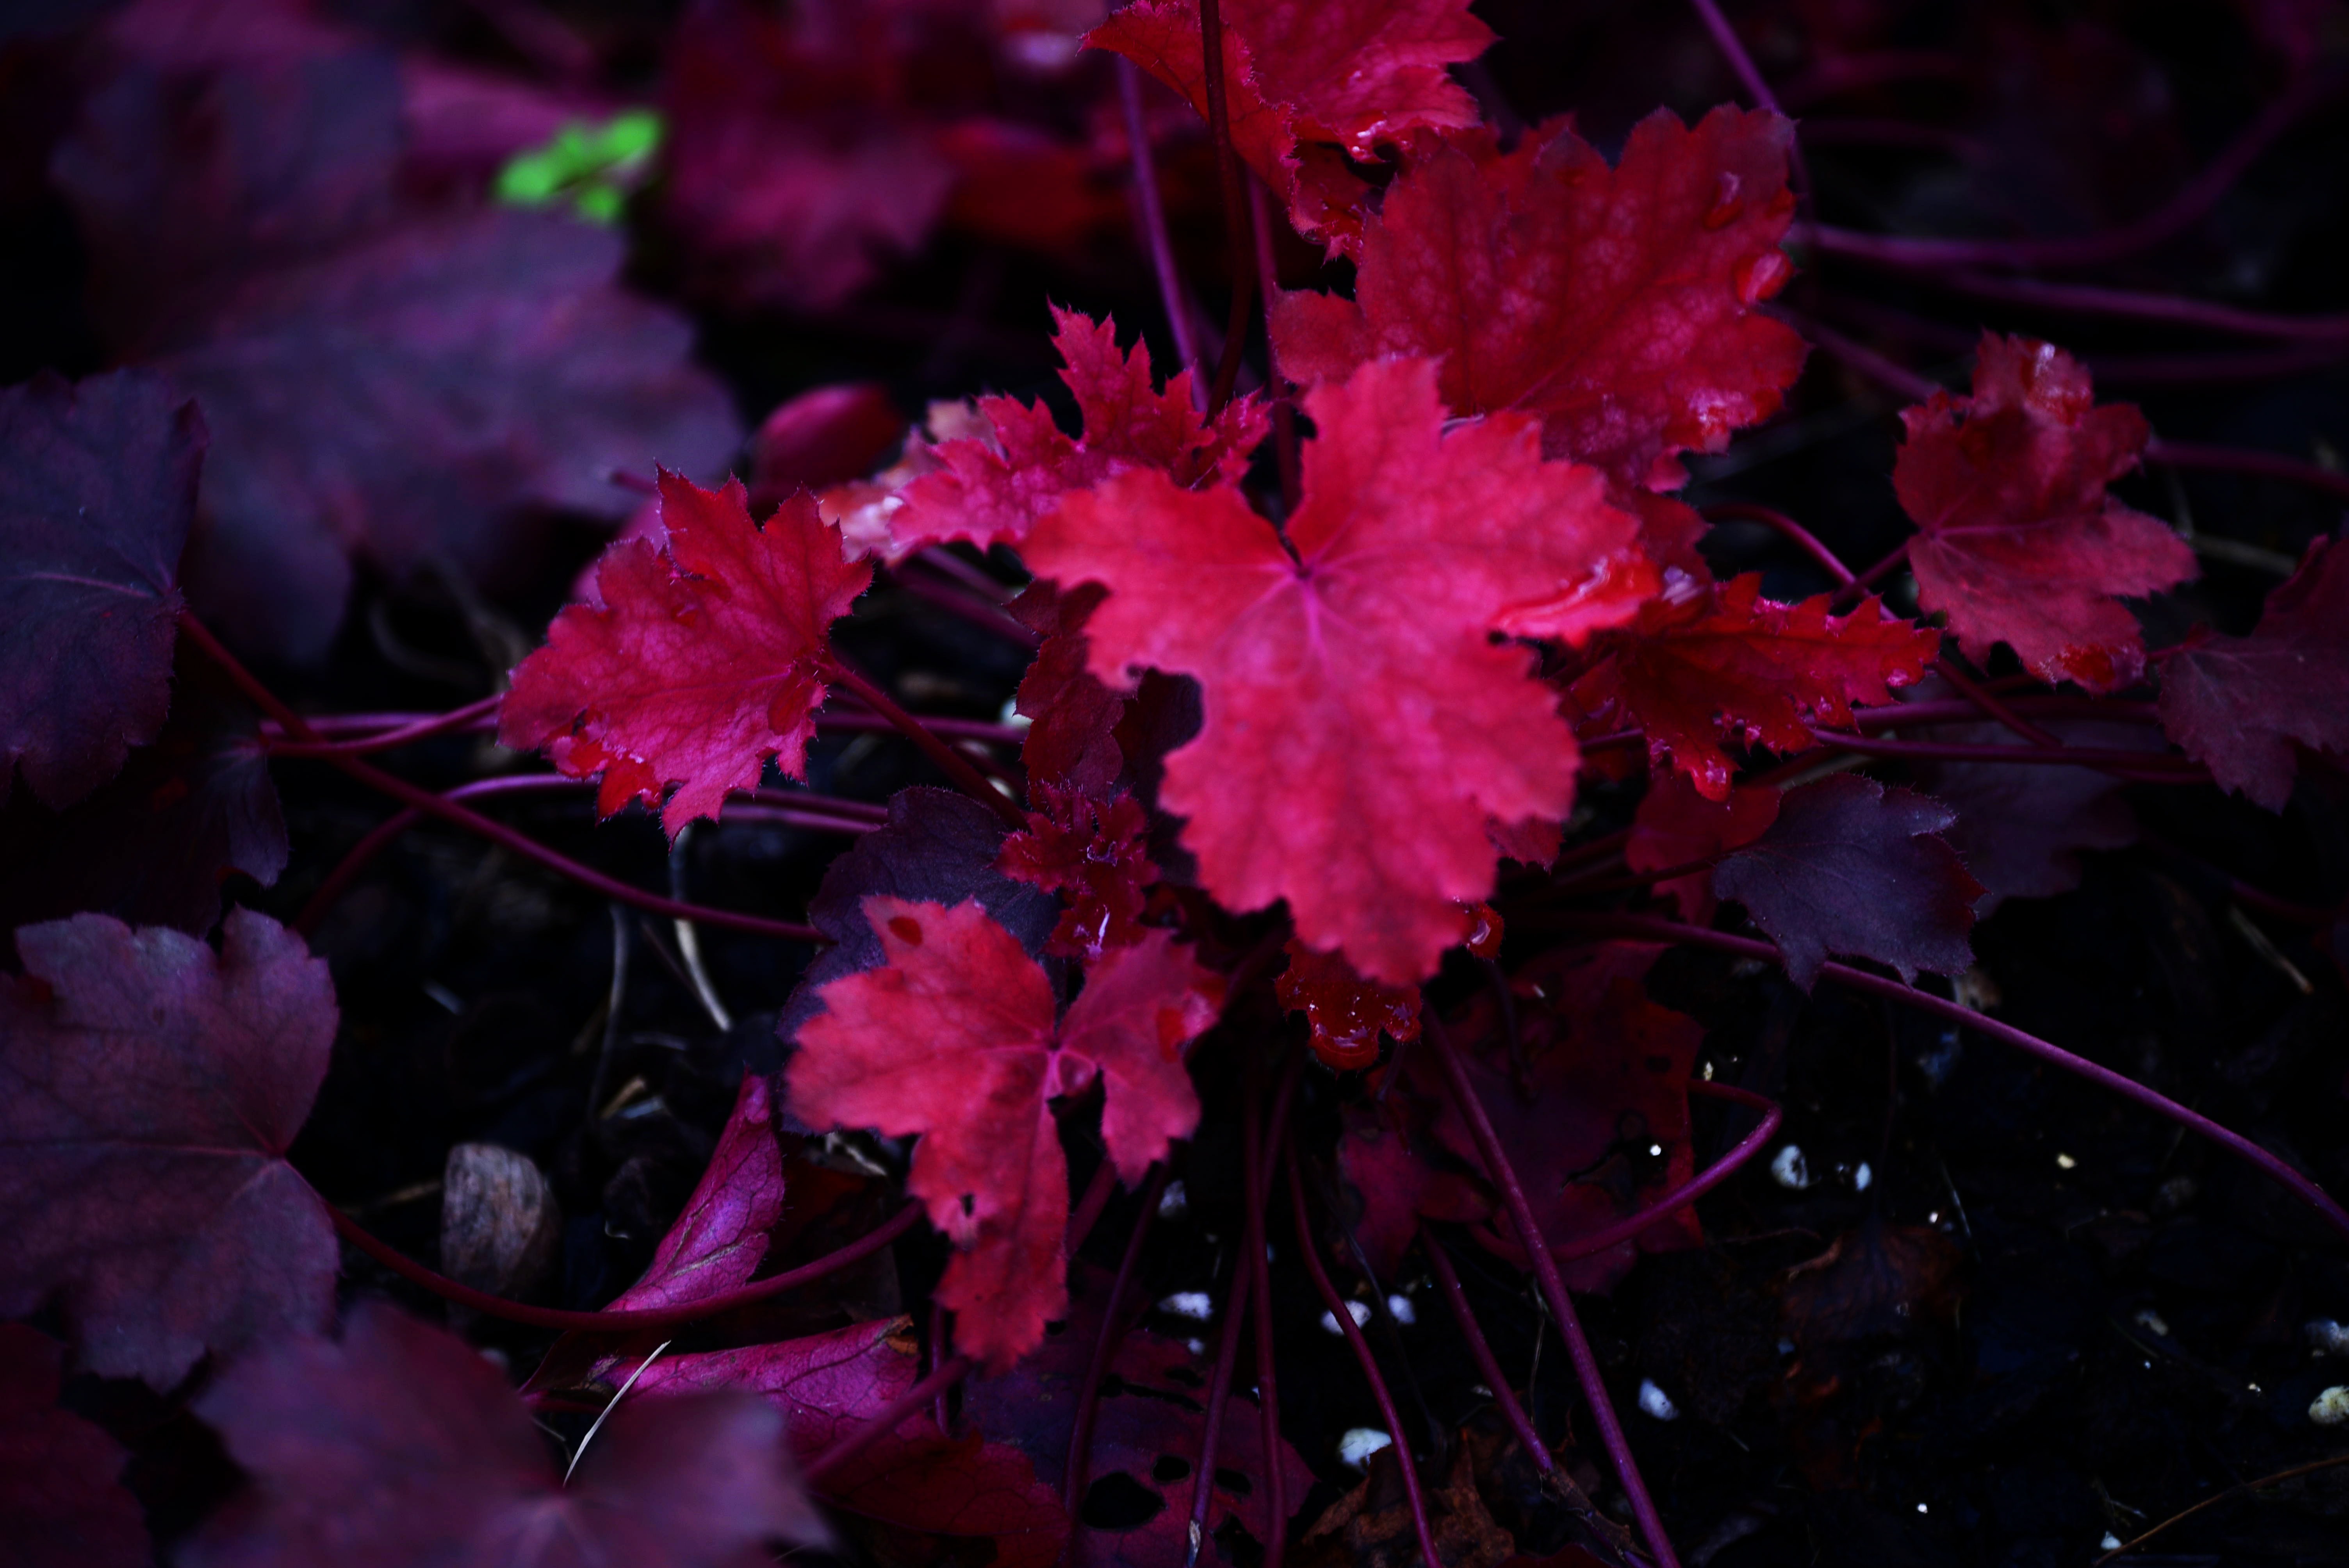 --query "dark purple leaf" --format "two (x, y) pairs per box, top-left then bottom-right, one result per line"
(1912, 720), (2140, 912)
(0, 369), (202, 809)
(0, 1324), (149, 1568)
(54, 47), (741, 662)
(2157, 537), (2349, 811)
(184, 1301), (831, 1568)
(0, 909), (336, 1387)
(1711, 773), (1984, 990)
(0, 672), (285, 934)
